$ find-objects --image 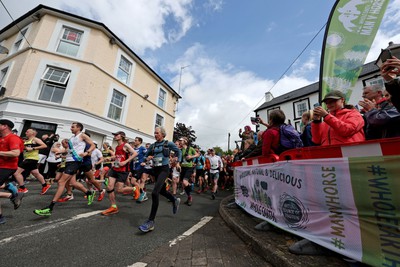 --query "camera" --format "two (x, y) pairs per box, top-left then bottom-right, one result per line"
(313, 102), (321, 108)
(250, 117), (260, 125)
